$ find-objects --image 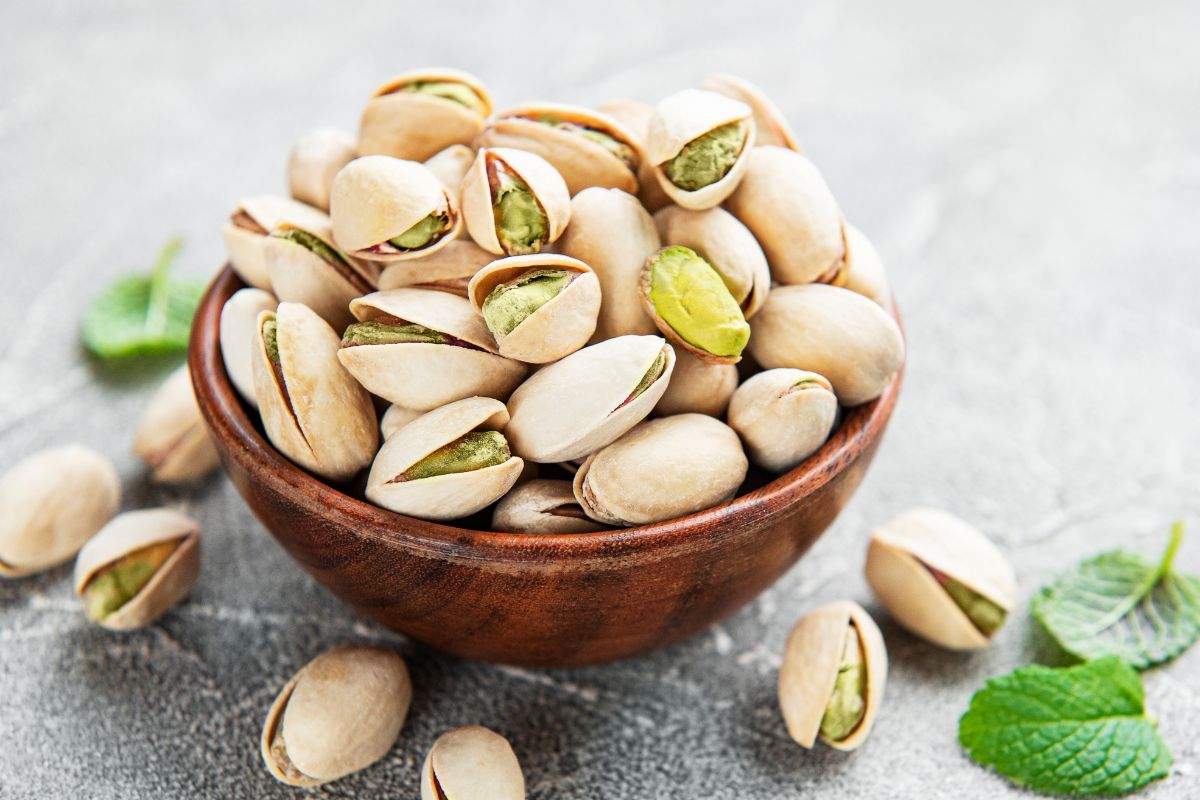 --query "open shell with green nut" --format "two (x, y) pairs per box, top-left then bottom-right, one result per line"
(462, 147), (571, 256)
(700, 73), (802, 152)
(262, 213), (372, 330)
(357, 68), (492, 162)
(222, 195), (332, 291)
